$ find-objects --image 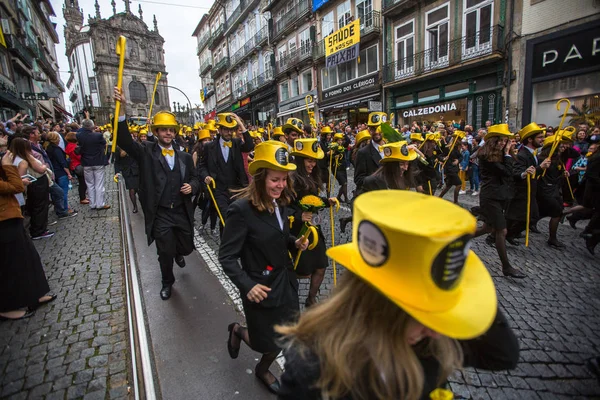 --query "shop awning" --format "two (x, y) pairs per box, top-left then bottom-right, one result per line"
(53, 100), (73, 118)
(0, 91), (34, 112)
(276, 103), (314, 119)
(38, 101), (54, 118)
(320, 93), (379, 112)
